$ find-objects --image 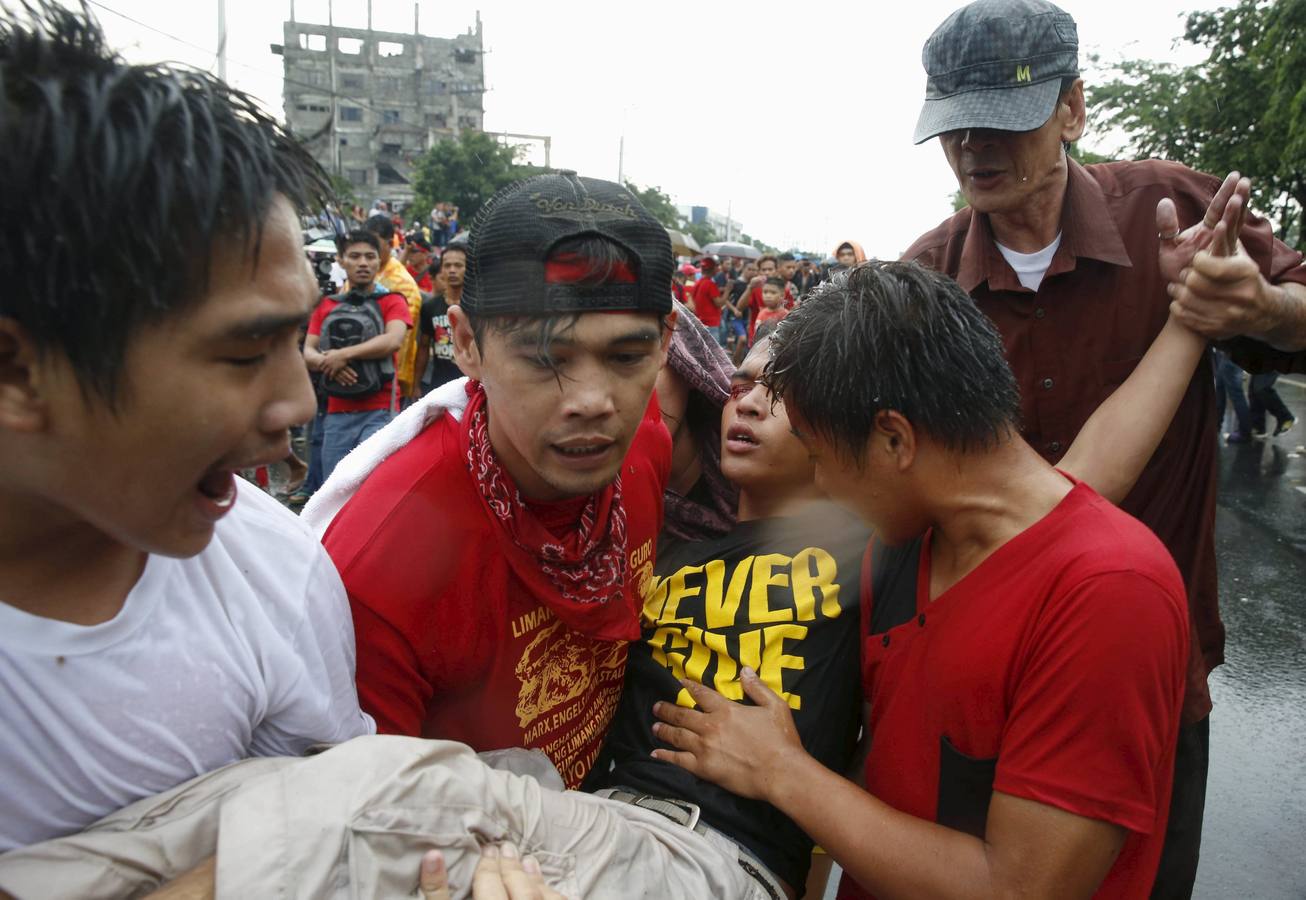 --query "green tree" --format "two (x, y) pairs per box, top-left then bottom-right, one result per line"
(328, 174), (359, 211)
(624, 182), (680, 229)
(1088, 0), (1306, 247)
(412, 131), (548, 223)
(684, 221), (716, 249)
